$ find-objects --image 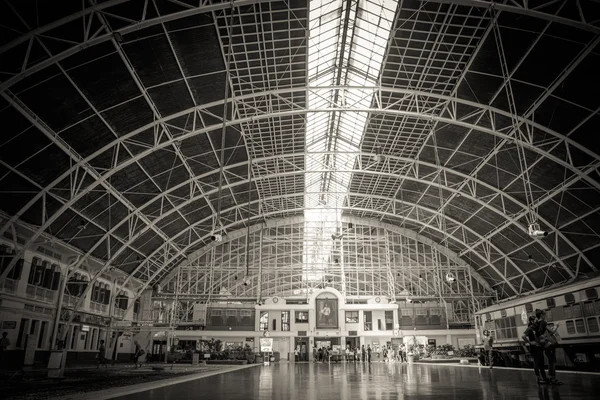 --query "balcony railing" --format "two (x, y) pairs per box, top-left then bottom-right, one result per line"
(62, 293), (82, 307)
(114, 308), (126, 319)
(90, 301), (107, 314)
(26, 284), (57, 303)
(0, 278), (18, 294)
